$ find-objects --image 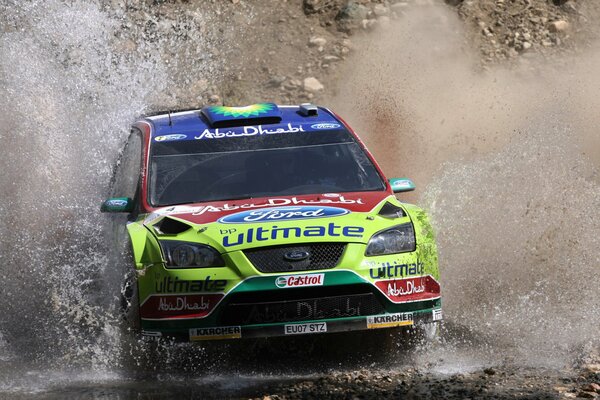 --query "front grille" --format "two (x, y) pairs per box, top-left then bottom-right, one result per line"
(244, 243), (346, 273)
(219, 285), (385, 325)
